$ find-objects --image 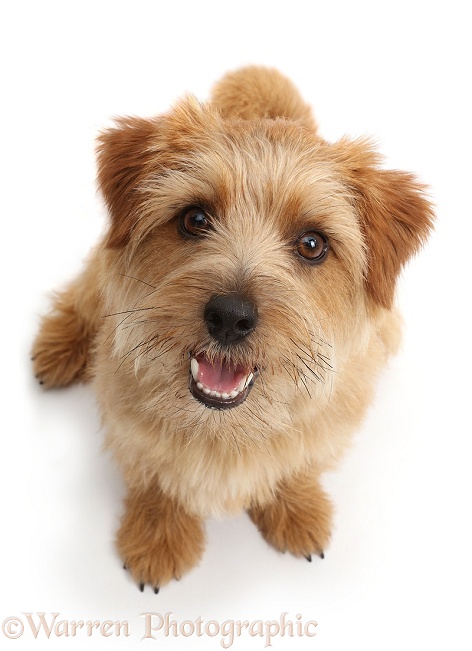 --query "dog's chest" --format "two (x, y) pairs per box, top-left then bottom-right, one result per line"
(156, 438), (284, 517)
